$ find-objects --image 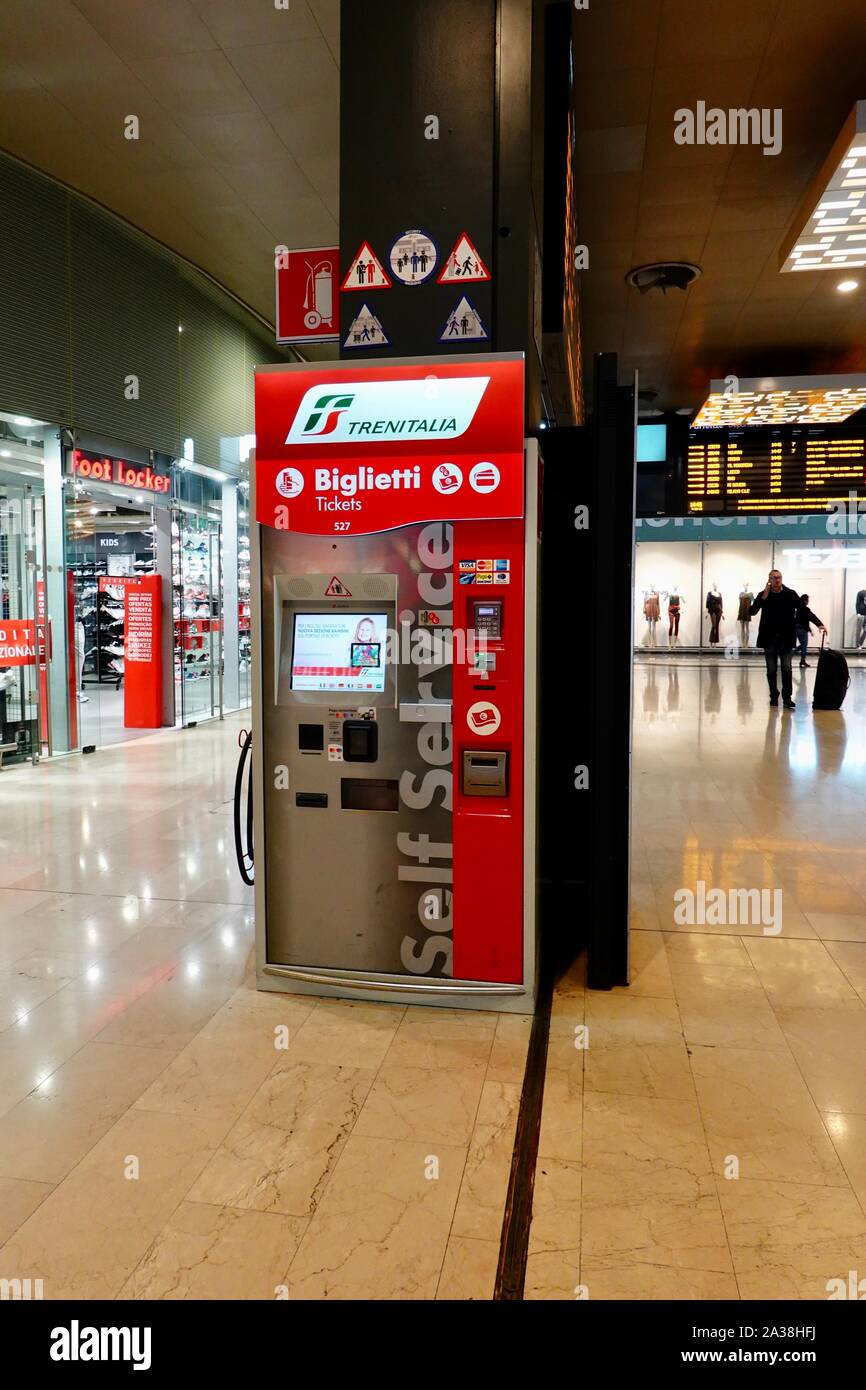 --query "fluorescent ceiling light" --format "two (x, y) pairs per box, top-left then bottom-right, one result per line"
(781, 101), (866, 272)
(692, 374), (866, 427)
(837, 278), (860, 292)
